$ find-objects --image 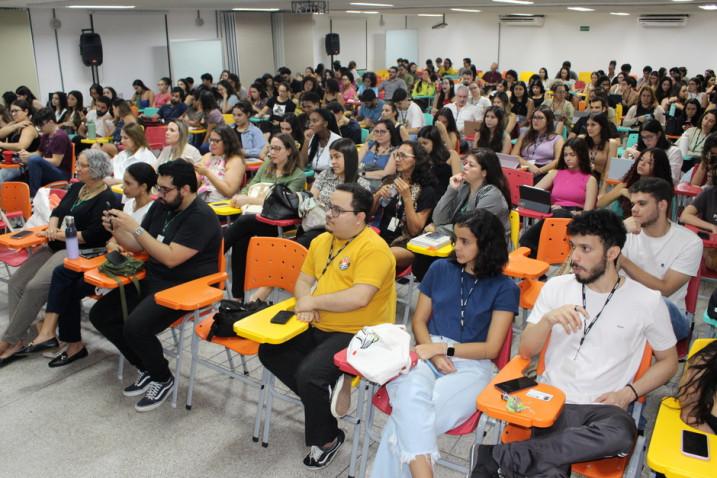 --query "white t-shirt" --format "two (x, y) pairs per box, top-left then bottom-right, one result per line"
(469, 96), (492, 121)
(156, 144), (202, 166)
(666, 146), (684, 185)
(445, 103), (481, 134)
(112, 147), (158, 180)
(528, 274), (676, 405)
(397, 101), (424, 131)
(310, 131), (342, 172)
(85, 110), (112, 138)
(122, 198), (154, 223)
(622, 221), (702, 310)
